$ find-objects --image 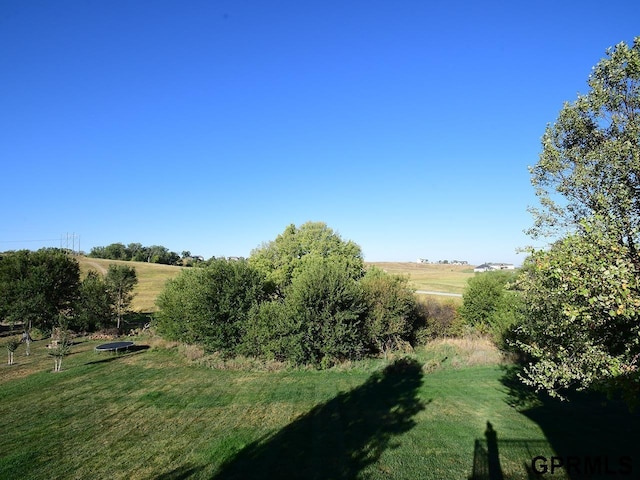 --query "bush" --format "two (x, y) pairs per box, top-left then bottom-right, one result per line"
(413, 297), (461, 342)
(360, 267), (421, 356)
(459, 270), (521, 347)
(243, 256), (367, 367)
(73, 270), (114, 331)
(155, 259), (266, 355)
